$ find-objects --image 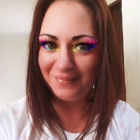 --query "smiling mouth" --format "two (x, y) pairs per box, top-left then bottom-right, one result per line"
(54, 76), (79, 83)
(57, 78), (73, 83)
